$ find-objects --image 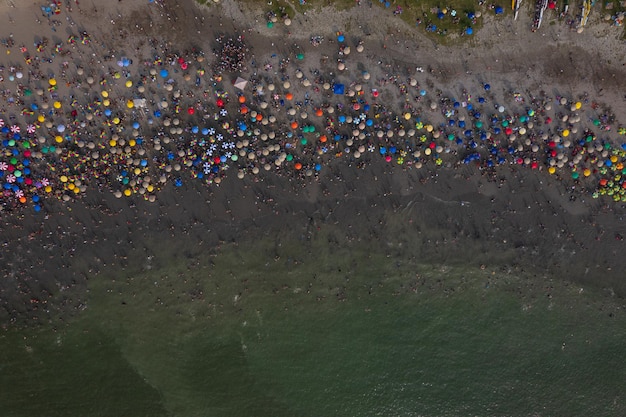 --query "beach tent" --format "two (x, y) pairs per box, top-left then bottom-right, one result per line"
(333, 84), (345, 95)
(233, 77), (248, 91)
